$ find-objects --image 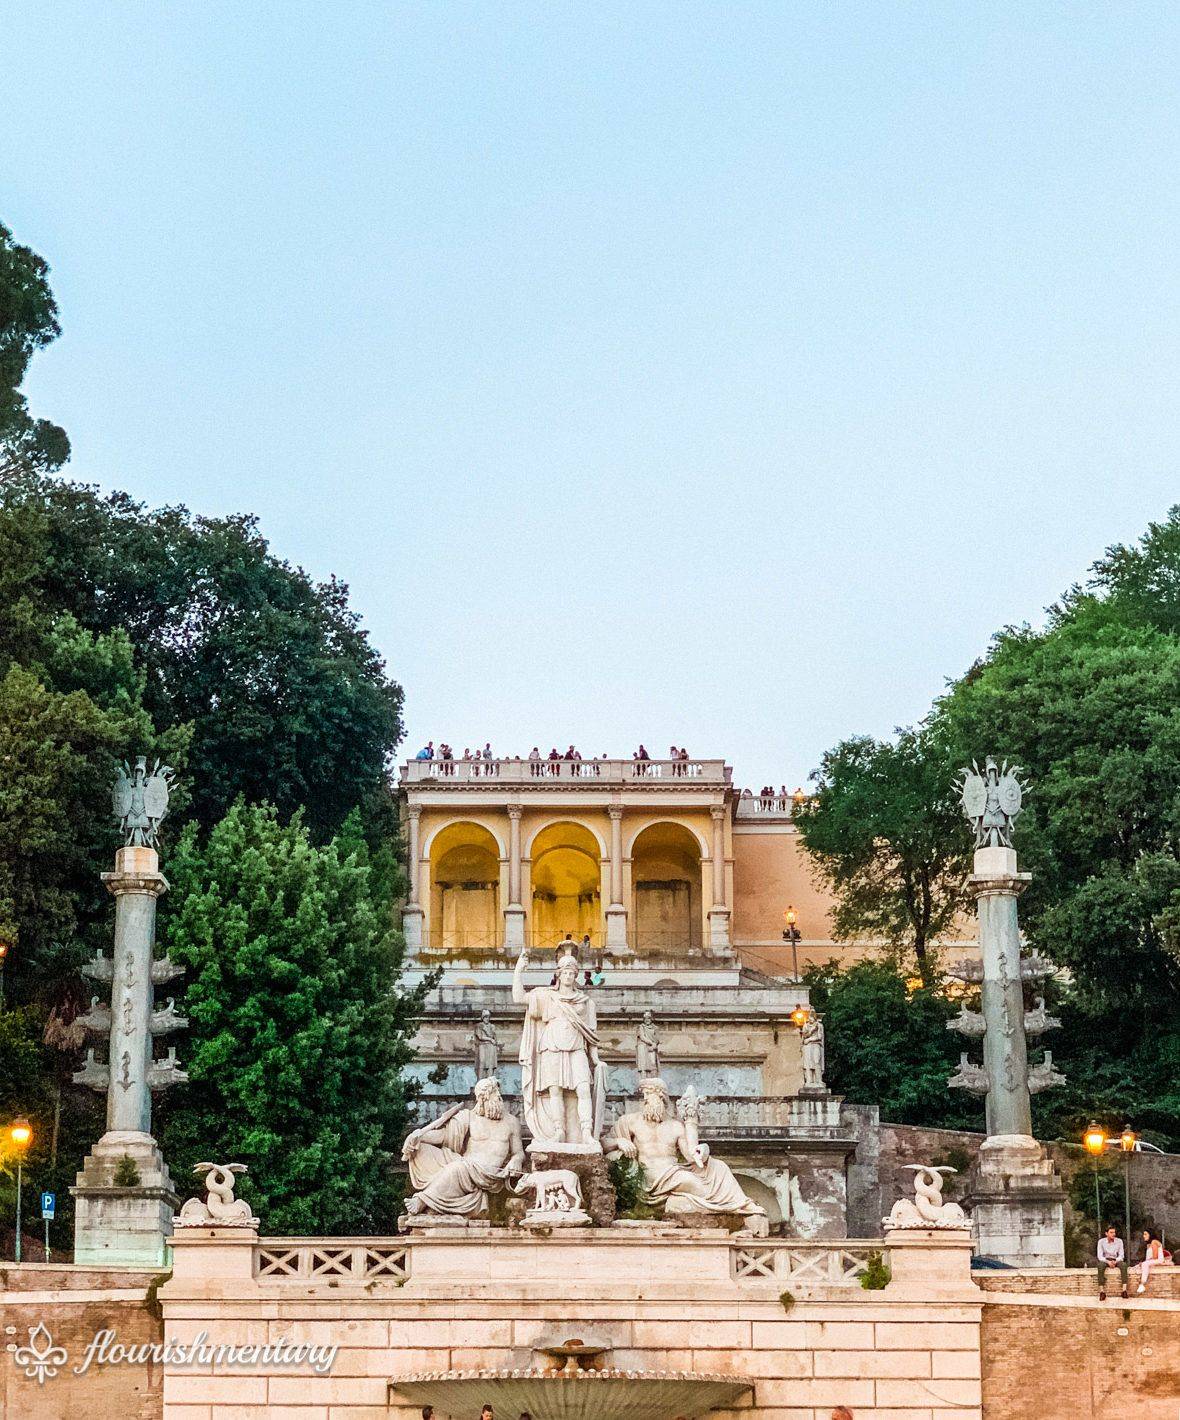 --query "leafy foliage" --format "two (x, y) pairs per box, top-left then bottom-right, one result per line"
(795, 728), (968, 978)
(0, 472), (404, 842)
(804, 960), (979, 1129)
(157, 803), (426, 1234)
(0, 222), (69, 473)
(859, 1249), (891, 1290)
(607, 1154), (657, 1218)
